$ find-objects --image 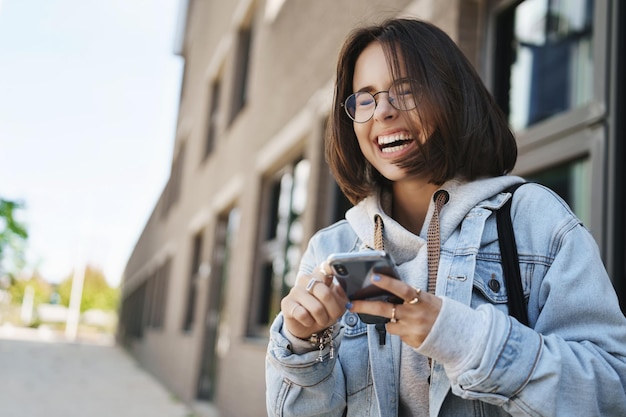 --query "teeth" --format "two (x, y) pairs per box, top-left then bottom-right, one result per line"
(378, 132), (412, 145)
(382, 143), (410, 153)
